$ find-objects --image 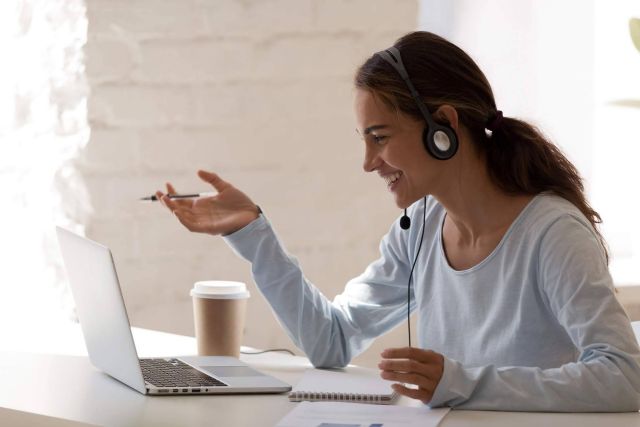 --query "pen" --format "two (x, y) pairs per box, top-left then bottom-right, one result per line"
(139, 192), (216, 202)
